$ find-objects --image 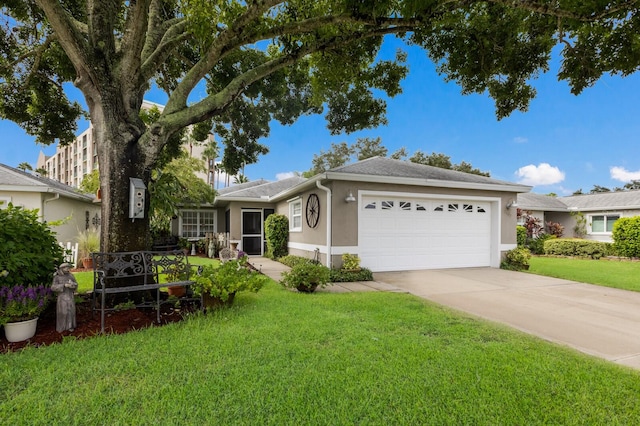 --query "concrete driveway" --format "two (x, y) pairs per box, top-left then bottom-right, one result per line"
(374, 268), (640, 370)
